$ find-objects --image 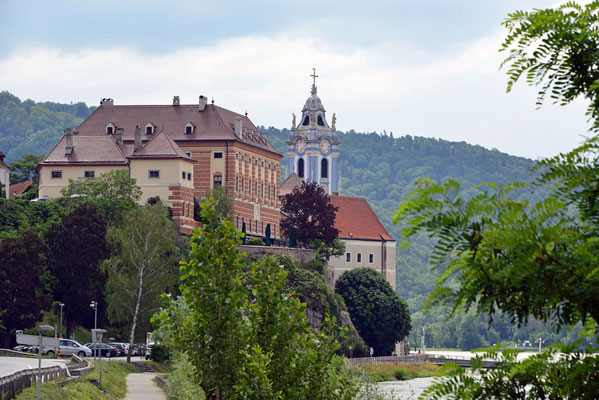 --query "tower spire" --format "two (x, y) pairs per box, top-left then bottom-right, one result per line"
(310, 67), (319, 94)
